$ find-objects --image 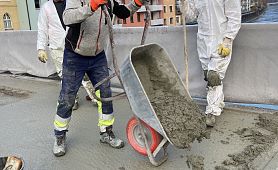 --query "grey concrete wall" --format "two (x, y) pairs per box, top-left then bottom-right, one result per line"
(0, 31), (56, 77)
(0, 24), (277, 104)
